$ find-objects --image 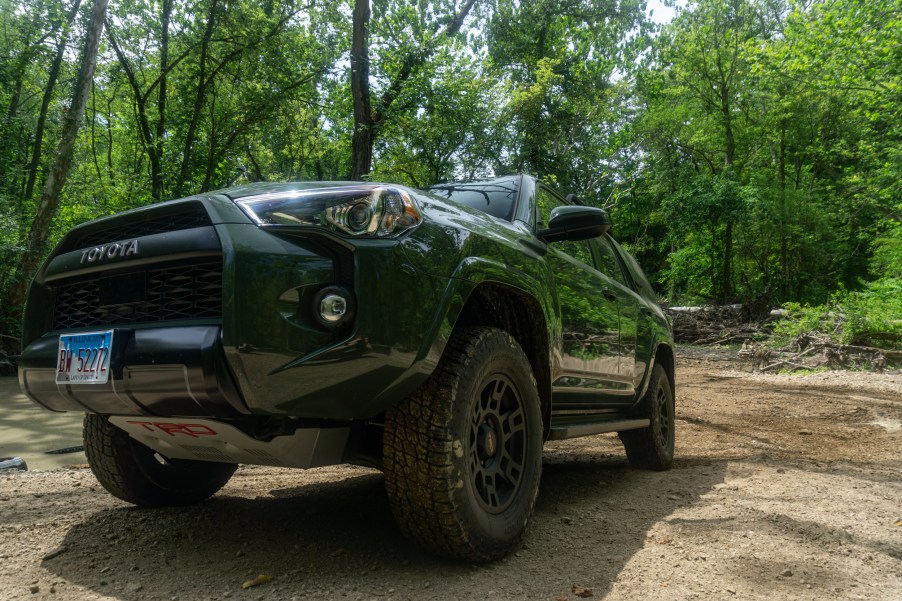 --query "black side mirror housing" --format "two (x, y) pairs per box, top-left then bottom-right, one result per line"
(537, 205), (611, 243)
